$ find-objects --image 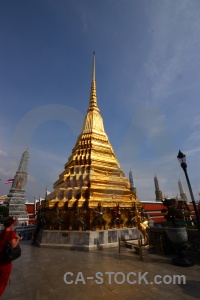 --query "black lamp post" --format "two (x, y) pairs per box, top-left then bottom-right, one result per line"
(177, 150), (200, 231)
